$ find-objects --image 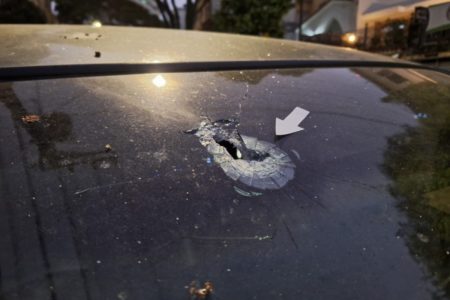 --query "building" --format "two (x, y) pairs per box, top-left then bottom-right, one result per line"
(283, 0), (328, 39)
(358, 0), (450, 49)
(283, 0), (358, 44)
